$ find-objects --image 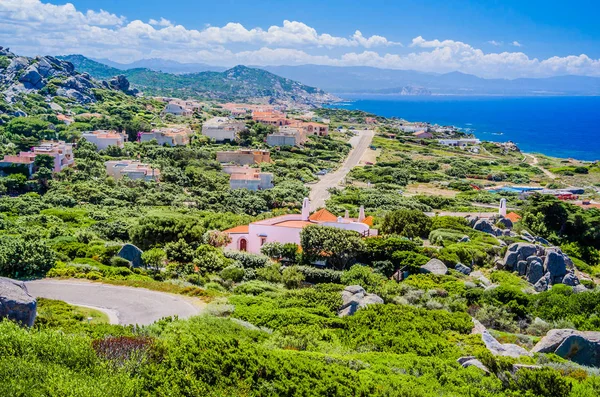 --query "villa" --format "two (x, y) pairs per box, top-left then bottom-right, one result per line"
(216, 149), (271, 165)
(105, 160), (160, 181)
(140, 127), (192, 146)
(0, 141), (74, 174)
(224, 198), (376, 253)
(222, 165), (273, 191)
(81, 130), (127, 151)
(437, 138), (481, 147)
(202, 117), (246, 142)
